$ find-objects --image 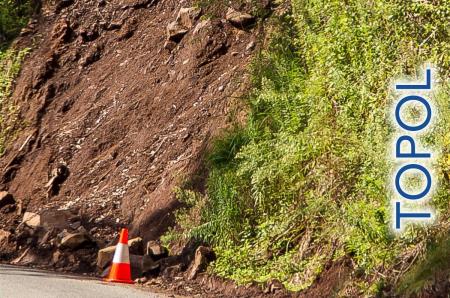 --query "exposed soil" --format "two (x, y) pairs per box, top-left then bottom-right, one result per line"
(1, 0), (254, 245)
